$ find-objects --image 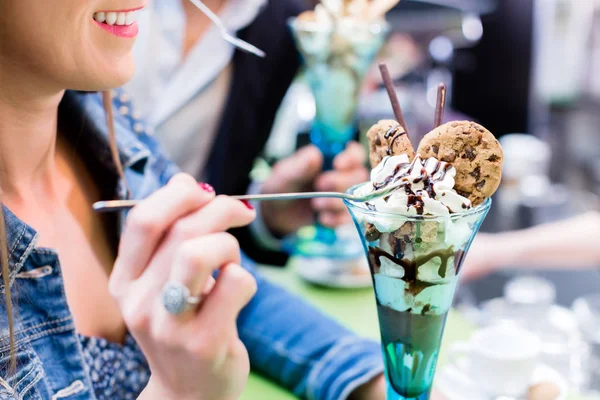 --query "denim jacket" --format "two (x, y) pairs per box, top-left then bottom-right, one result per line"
(0, 91), (383, 400)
